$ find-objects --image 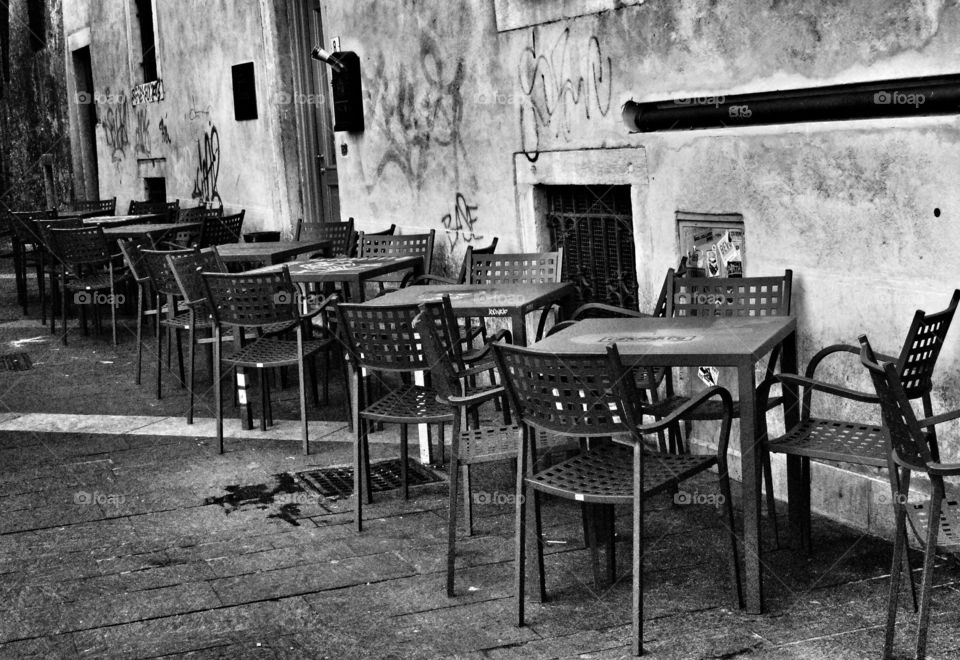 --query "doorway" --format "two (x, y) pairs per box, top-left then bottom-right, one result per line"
(72, 45), (99, 199)
(289, 1), (340, 229)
